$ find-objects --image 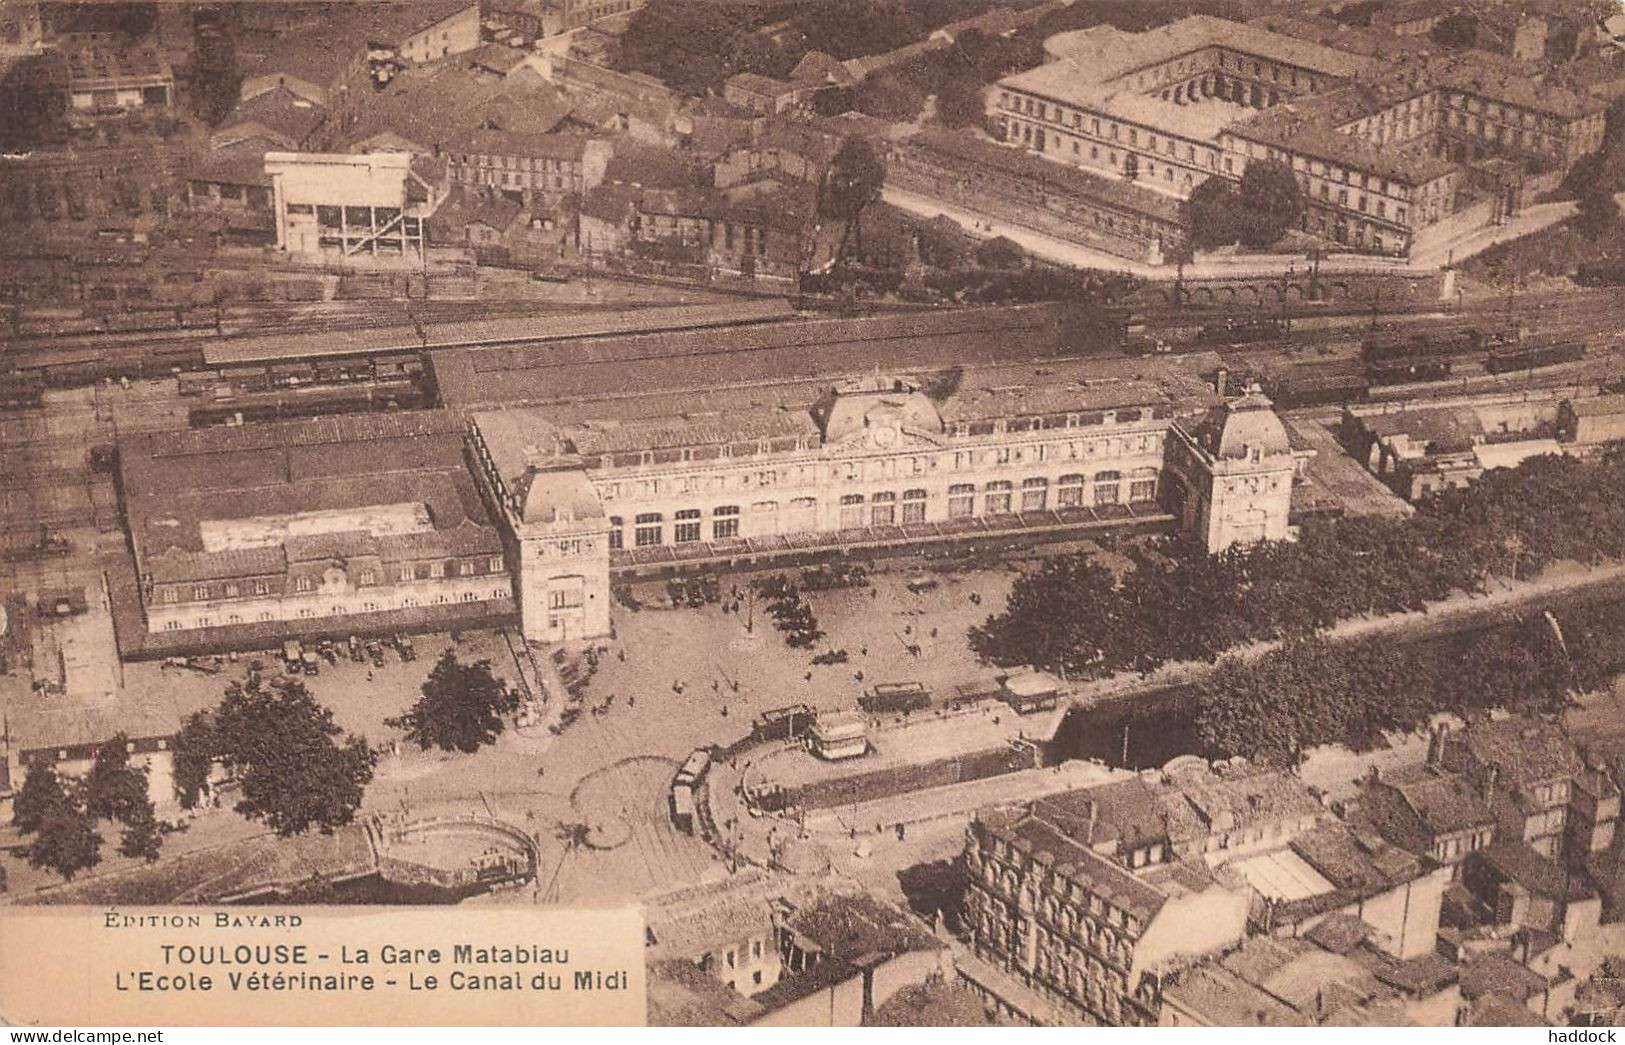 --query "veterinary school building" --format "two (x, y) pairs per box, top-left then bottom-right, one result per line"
(978, 14), (1609, 259)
